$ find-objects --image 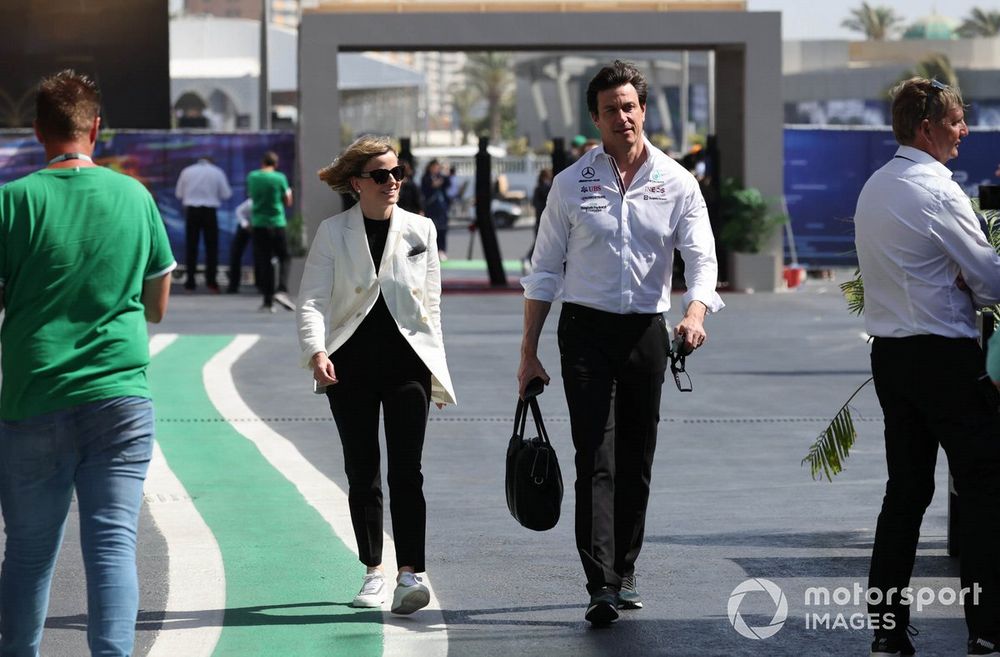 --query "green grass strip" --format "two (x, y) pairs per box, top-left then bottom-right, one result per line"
(149, 335), (382, 657)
